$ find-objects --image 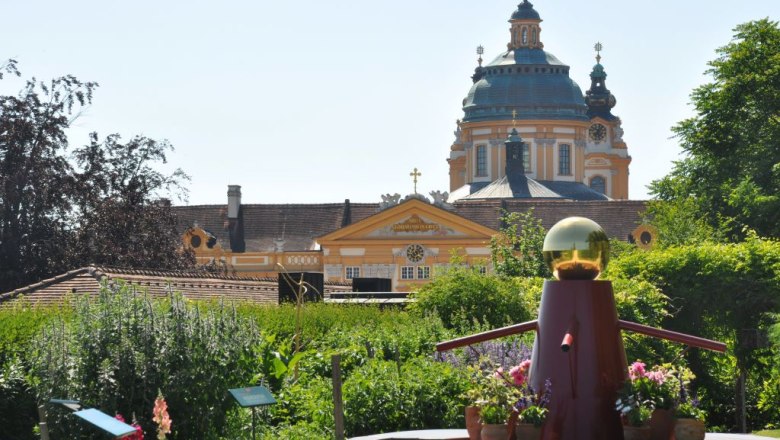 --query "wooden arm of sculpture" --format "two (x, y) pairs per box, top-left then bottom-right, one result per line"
(618, 320), (727, 353)
(435, 320), (538, 352)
